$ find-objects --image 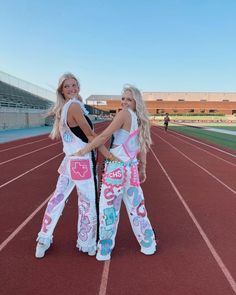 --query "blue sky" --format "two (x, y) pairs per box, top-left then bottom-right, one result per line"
(0, 0), (236, 101)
